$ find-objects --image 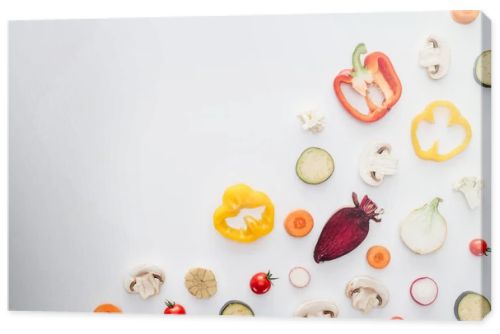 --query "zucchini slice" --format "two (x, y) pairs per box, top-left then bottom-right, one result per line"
(219, 300), (254, 316)
(474, 50), (491, 87)
(296, 147), (335, 185)
(454, 291), (491, 321)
